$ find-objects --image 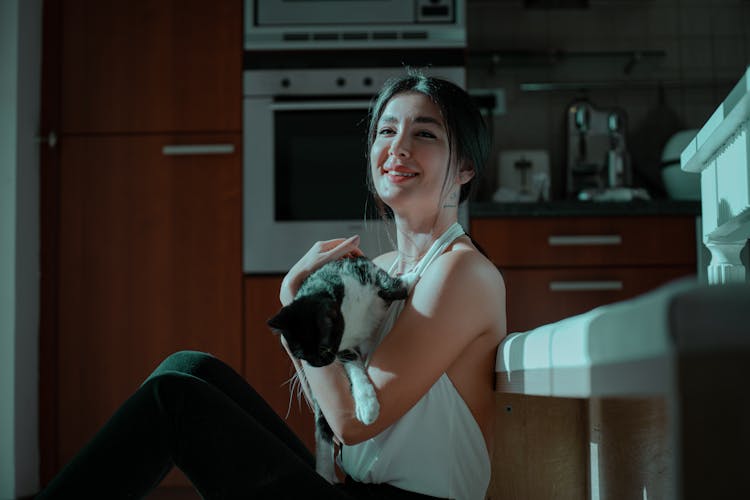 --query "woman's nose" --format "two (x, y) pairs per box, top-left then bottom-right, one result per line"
(389, 133), (411, 158)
